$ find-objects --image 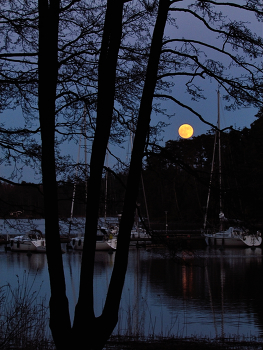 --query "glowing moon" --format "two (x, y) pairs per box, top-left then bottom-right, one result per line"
(178, 124), (194, 139)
